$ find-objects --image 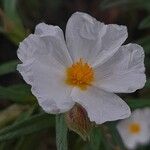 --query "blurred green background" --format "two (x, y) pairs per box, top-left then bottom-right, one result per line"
(0, 0), (150, 150)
